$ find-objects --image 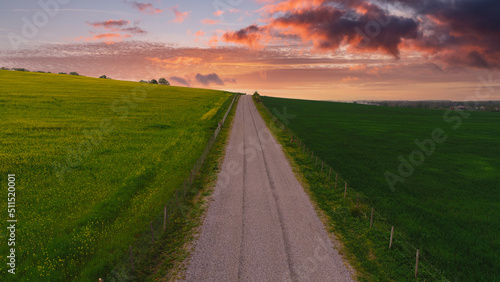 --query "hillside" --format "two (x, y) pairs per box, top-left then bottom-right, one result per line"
(0, 70), (234, 280)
